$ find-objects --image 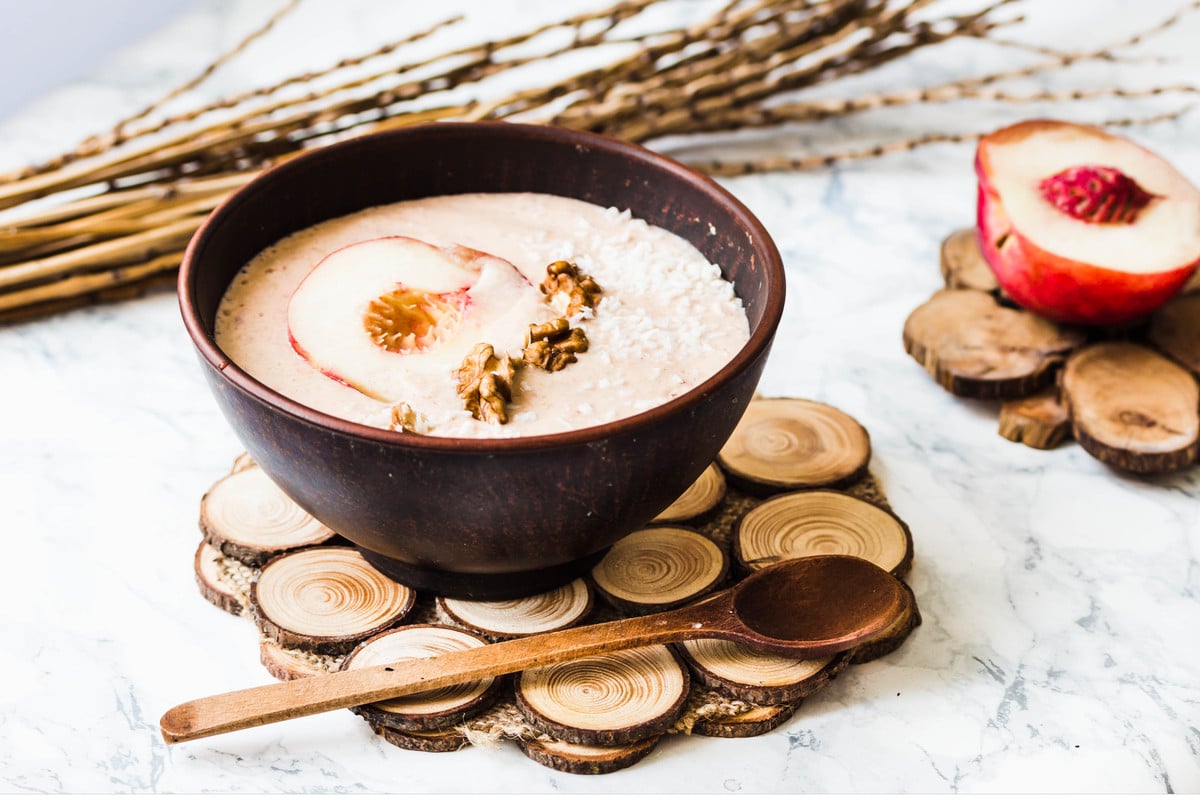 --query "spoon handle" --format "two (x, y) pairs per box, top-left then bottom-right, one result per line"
(160, 602), (724, 744)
